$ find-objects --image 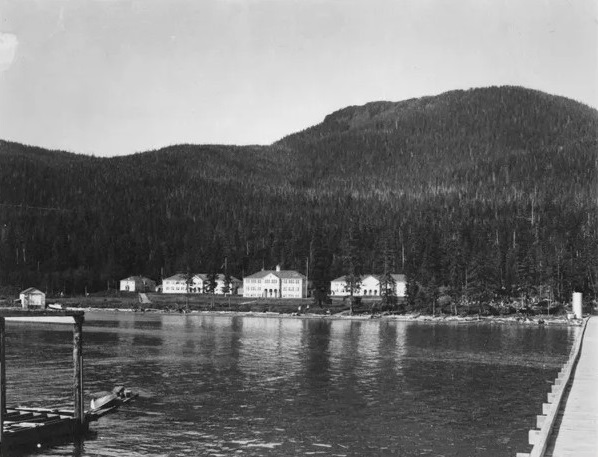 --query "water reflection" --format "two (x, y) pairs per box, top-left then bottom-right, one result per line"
(3, 313), (578, 457)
